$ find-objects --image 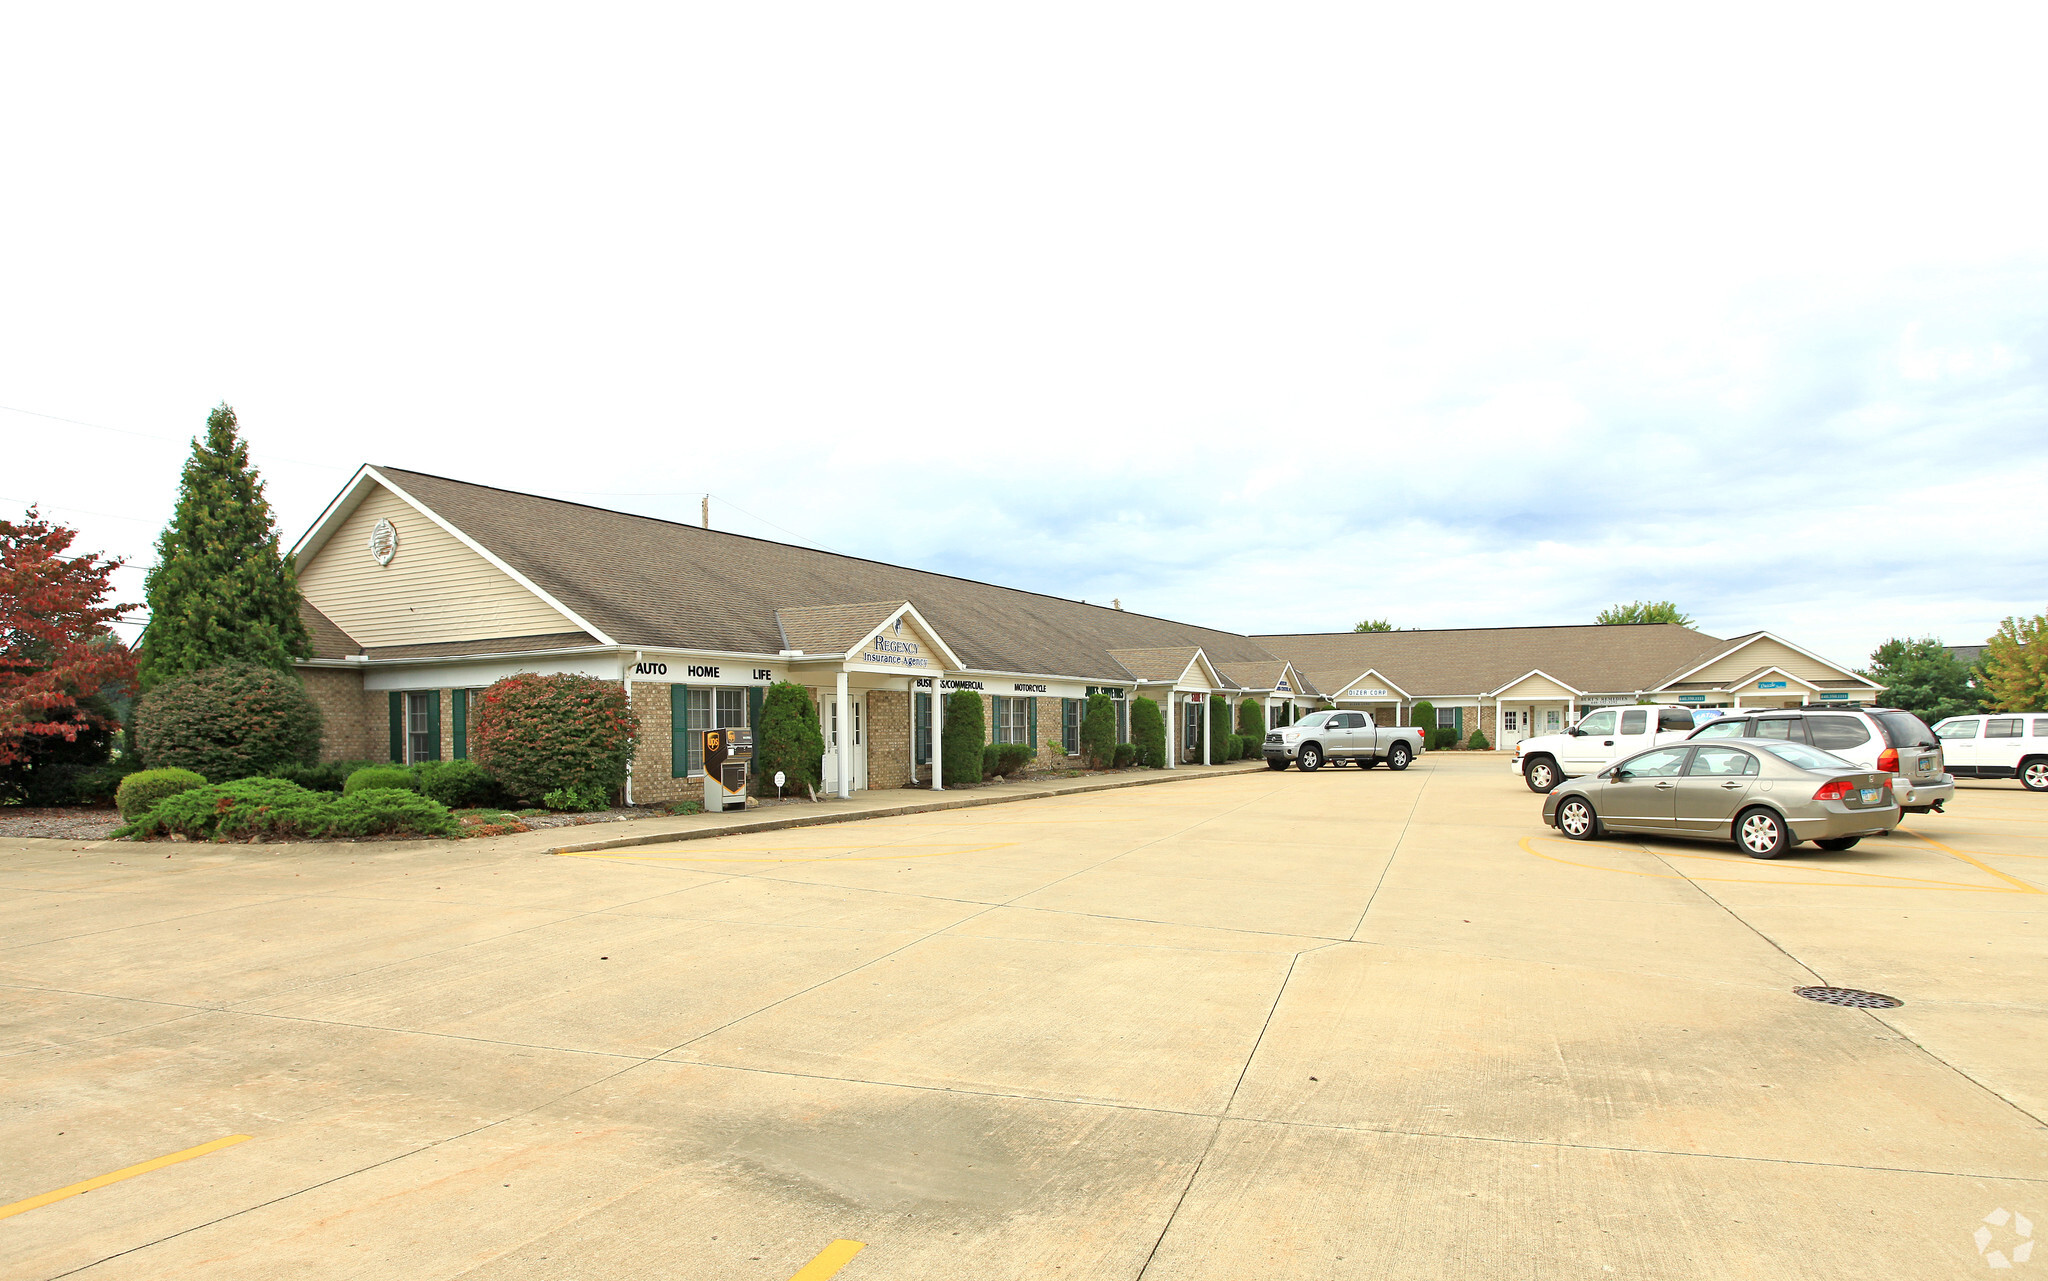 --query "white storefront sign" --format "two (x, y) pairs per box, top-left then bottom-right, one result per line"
(1347, 687), (1390, 698)
(625, 661), (779, 686)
